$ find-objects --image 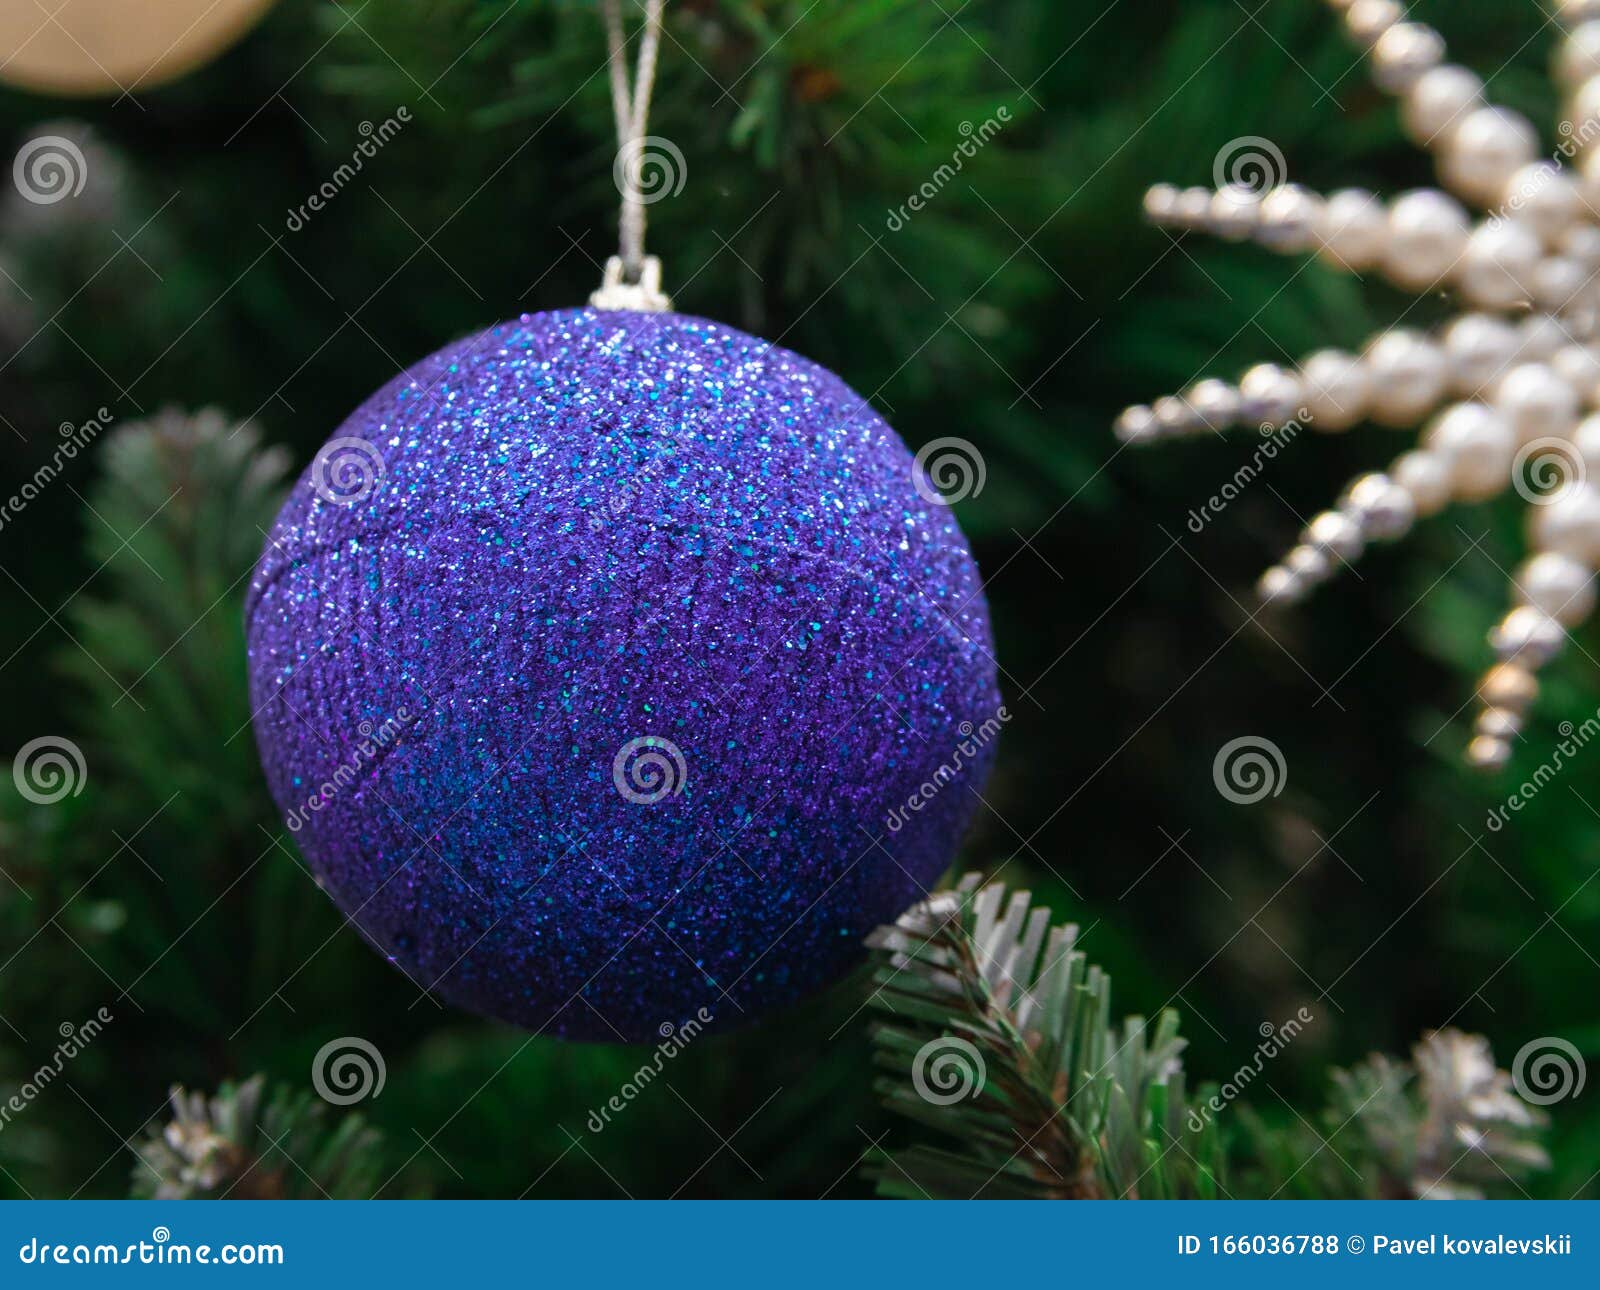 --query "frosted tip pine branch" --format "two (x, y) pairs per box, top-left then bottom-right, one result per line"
(1118, 0), (1600, 770)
